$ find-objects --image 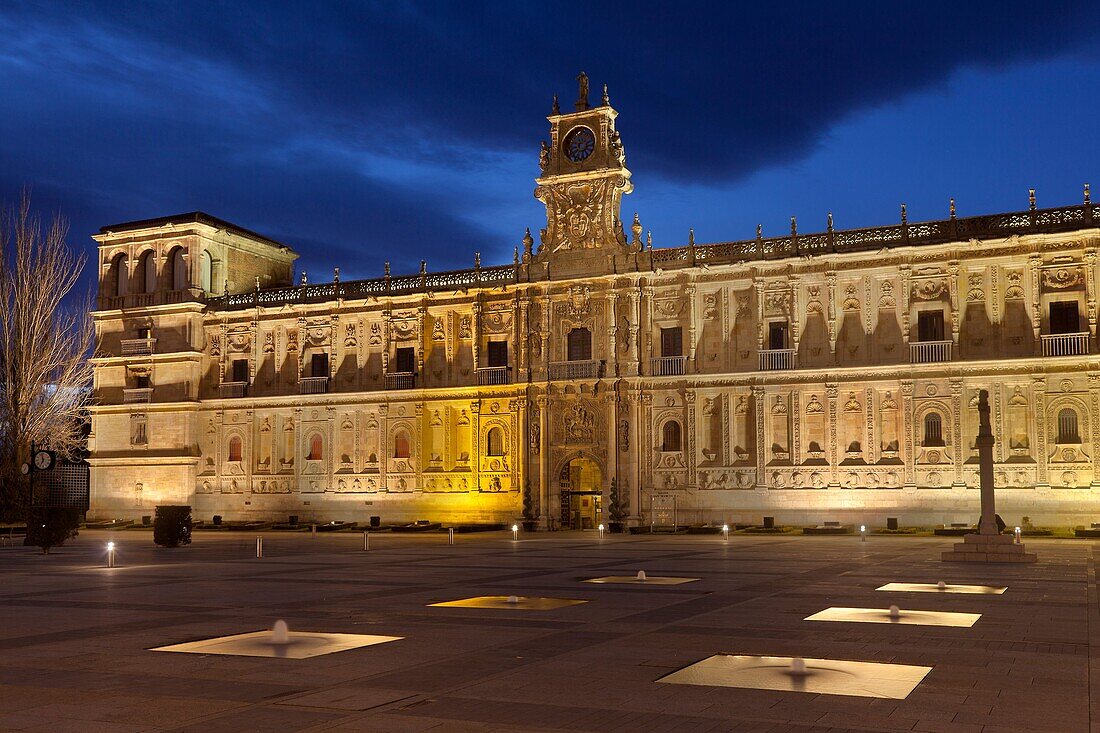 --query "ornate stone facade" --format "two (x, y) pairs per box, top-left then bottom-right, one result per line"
(88, 80), (1100, 527)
